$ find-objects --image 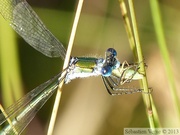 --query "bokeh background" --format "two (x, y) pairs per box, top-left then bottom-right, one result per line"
(0, 0), (180, 135)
